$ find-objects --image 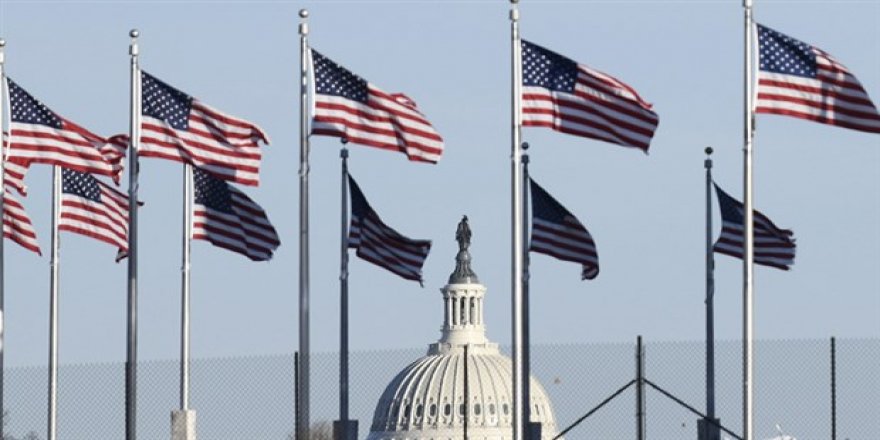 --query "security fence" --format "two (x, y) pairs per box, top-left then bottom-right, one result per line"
(2, 338), (878, 440)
